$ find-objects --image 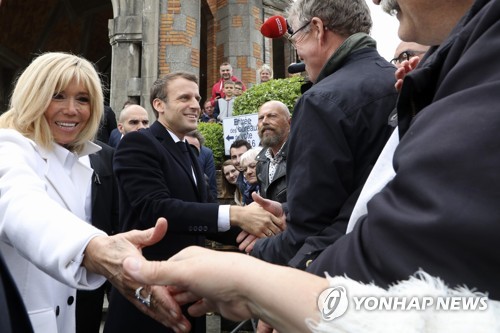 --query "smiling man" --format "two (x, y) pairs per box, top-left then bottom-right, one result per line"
(107, 72), (284, 333)
(114, 0), (500, 332)
(210, 62), (245, 105)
